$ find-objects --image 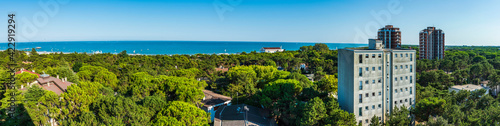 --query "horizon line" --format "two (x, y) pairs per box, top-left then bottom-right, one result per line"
(1, 40), (367, 44)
